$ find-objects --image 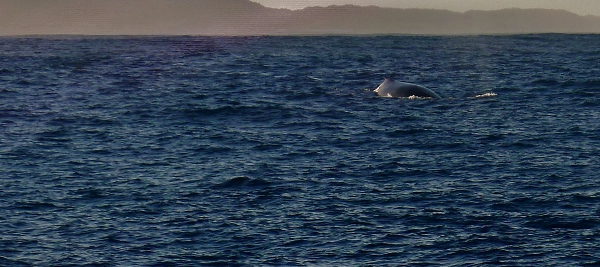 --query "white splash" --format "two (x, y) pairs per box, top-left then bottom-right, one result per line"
(381, 94), (432, 99)
(475, 92), (498, 98)
(407, 95), (432, 100)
